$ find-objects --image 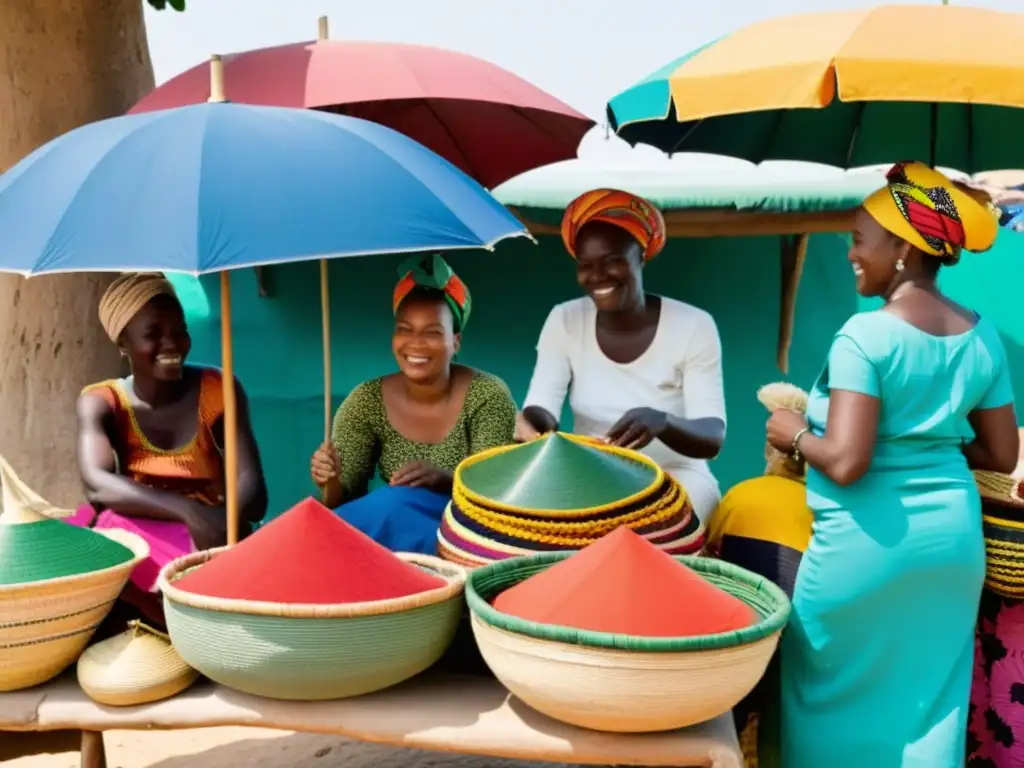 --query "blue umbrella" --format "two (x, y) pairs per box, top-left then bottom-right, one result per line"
(0, 102), (530, 275)
(0, 98), (532, 542)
